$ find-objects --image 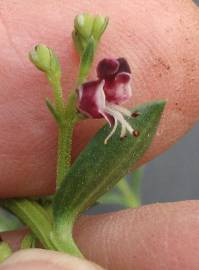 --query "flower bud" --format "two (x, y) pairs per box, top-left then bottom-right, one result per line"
(92, 15), (109, 41)
(29, 44), (61, 78)
(73, 13), (109, 55)
(74, 14), (94, 39)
